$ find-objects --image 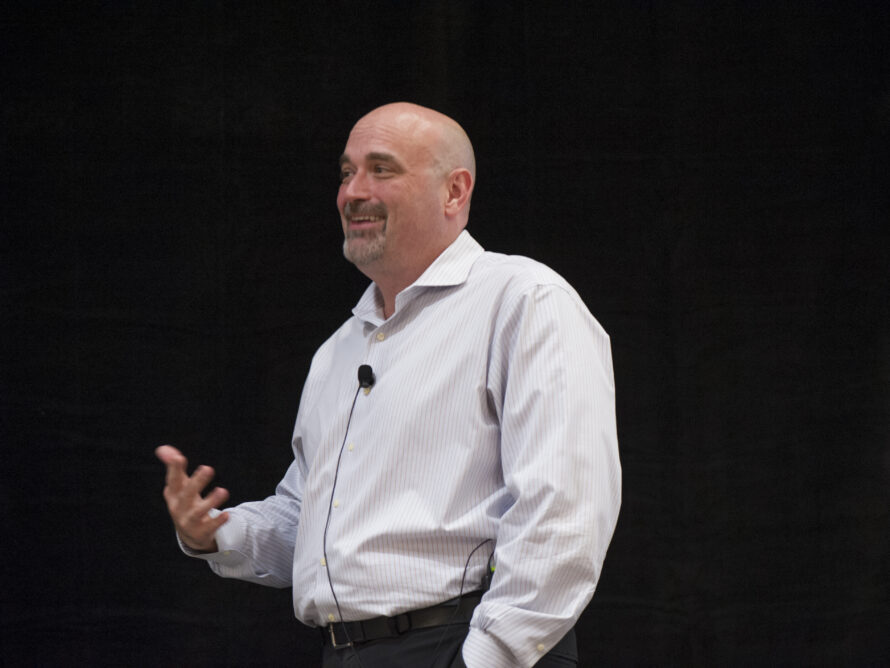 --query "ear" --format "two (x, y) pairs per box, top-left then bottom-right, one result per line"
(442, 168), (474, 218)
